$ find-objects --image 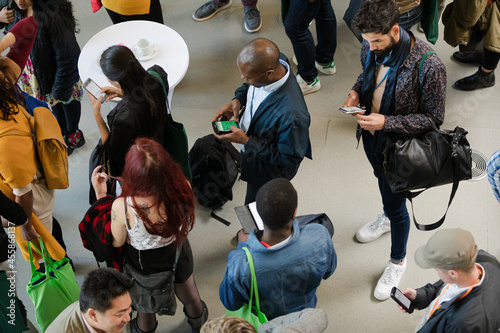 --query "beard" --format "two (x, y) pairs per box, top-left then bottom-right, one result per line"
(374, 35), (397, 58)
